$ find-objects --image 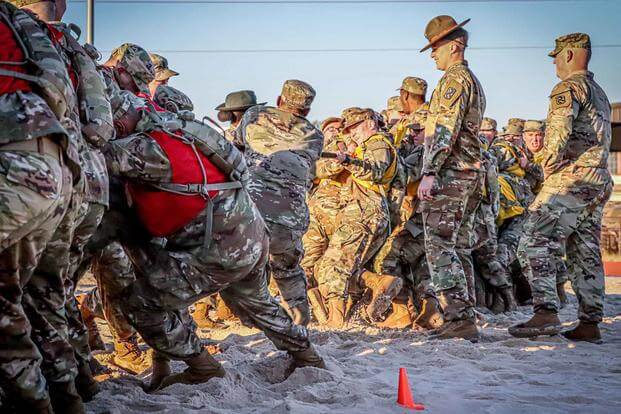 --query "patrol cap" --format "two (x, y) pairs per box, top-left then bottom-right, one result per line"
(110, 43), (155, 95)
(501, 123), (523, 136)
(149, 53), (179, 81)
(507, 118), (525, 132)
(110, 90), (146, 120)
(215, 90), (265, 112)
(548, 33), (591, 57)
(280, 79), (316, 110)
(387, 96), (403, 112)
(480, 117), (497, 131)
(8, 0), (54, 6)
(153, 85), (194, 113)
(421, 15), (470, 52)
(523, 120), (545, 133)
(397, 77), (427, 96)
(341, 107), (378, 131)
(321, 117), (342, 132)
